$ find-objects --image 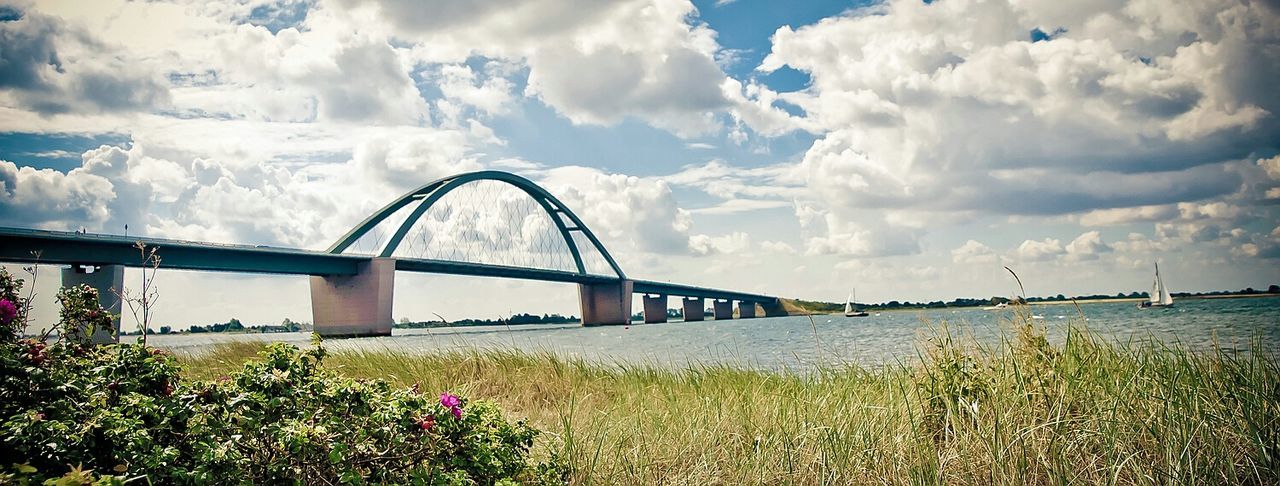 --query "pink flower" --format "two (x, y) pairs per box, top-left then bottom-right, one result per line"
(0, 299), (17, 324)
(439, 393), (461, 409)
(440, 392), (463, 419)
